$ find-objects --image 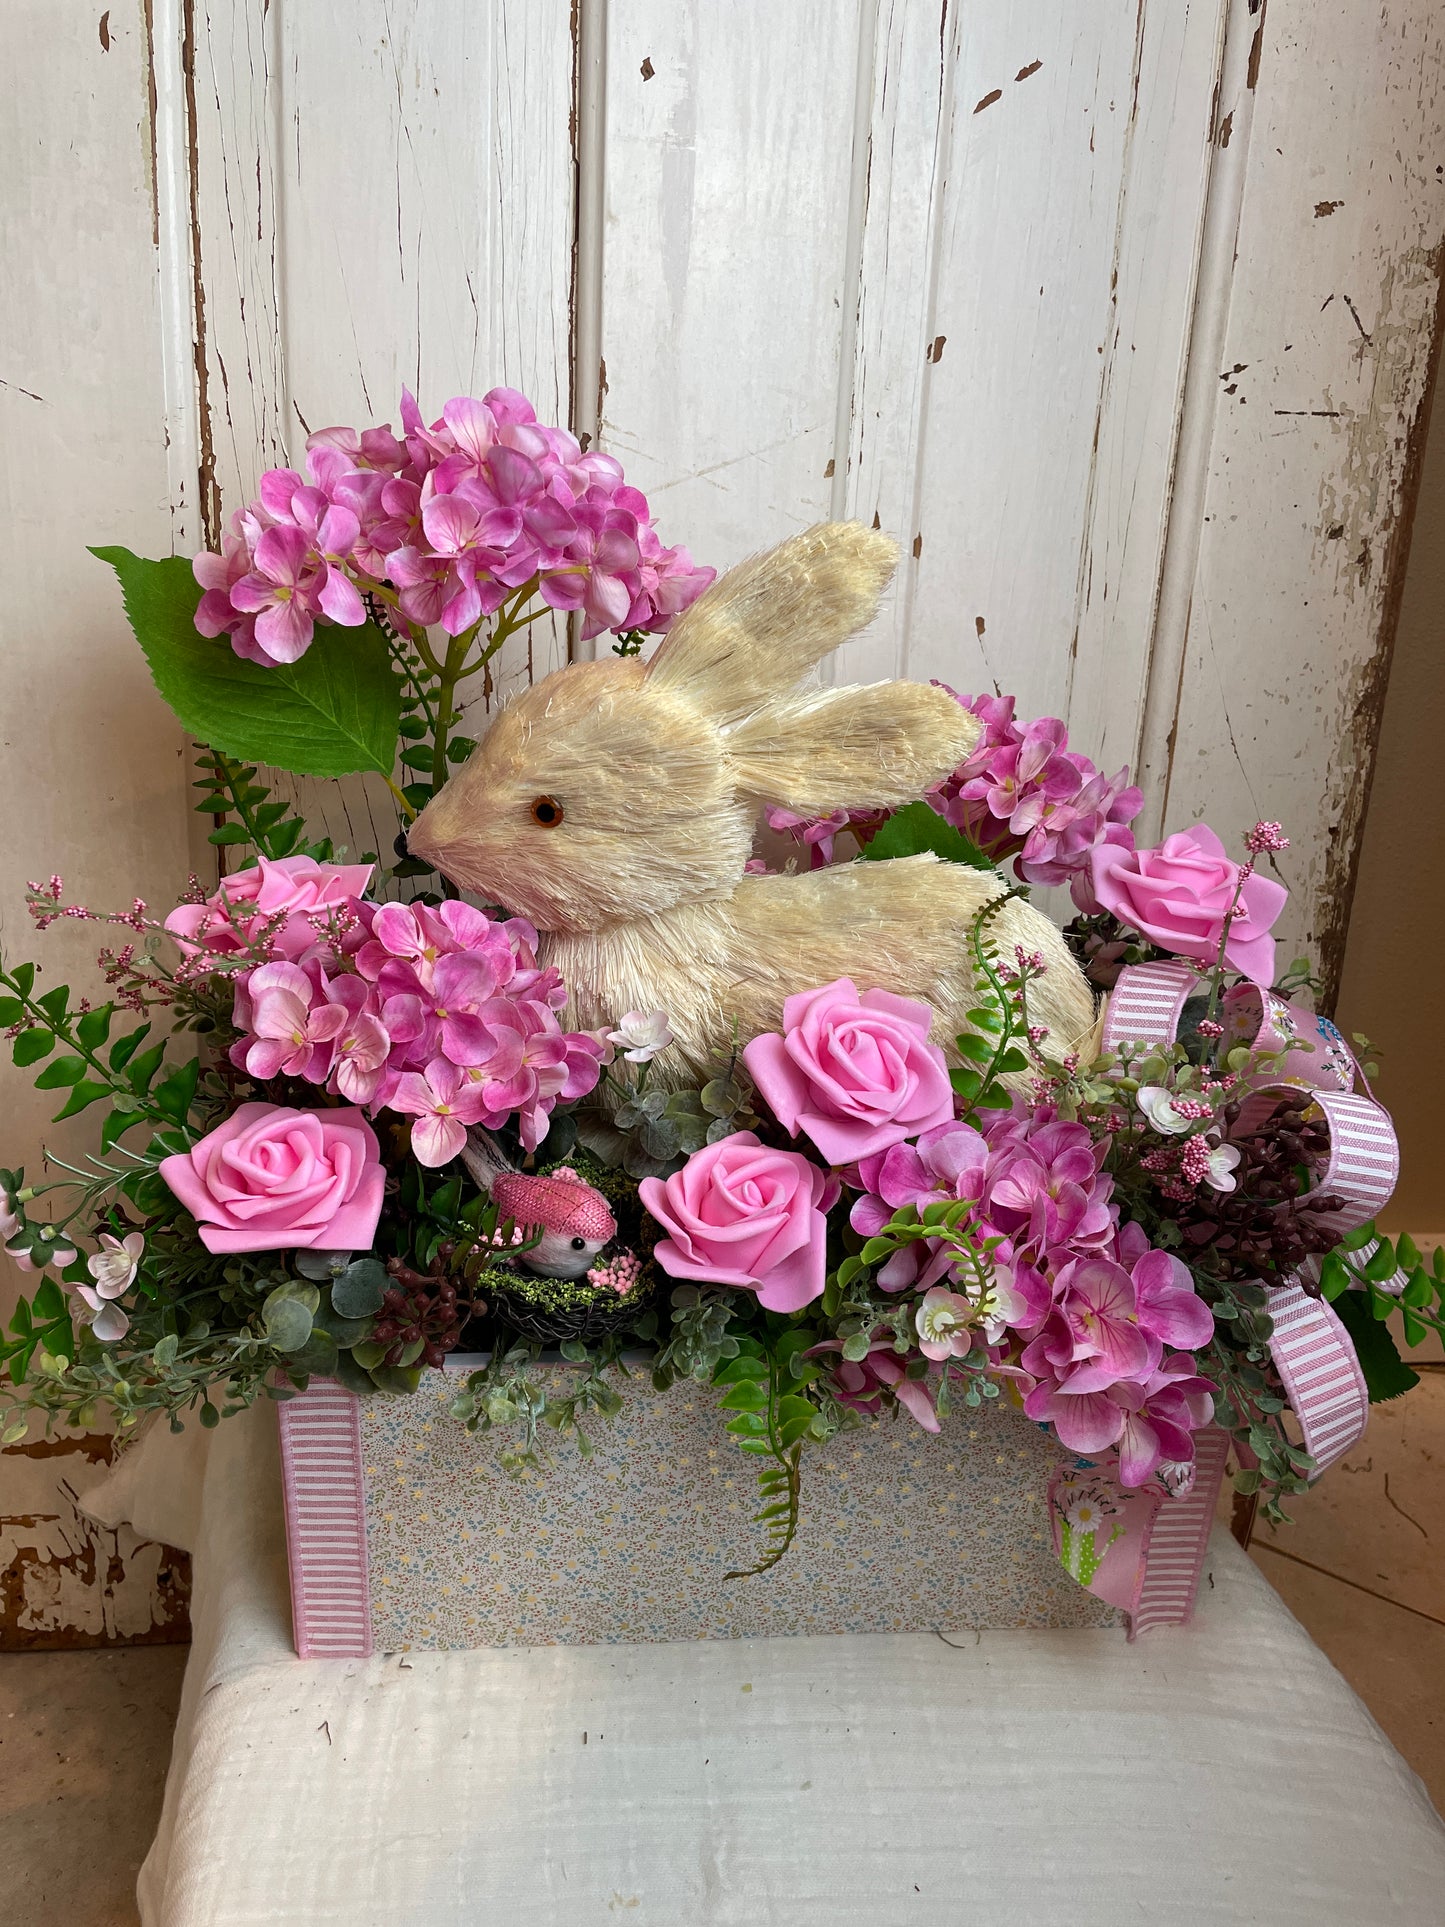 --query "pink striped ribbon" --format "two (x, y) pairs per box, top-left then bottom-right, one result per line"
(1063, 964), (1403, 1631)
(1048, 1429), (1230, 1639)
(277, 1377), (373, 1659)
(1099, 958), (1201, 1054)
(1263, 1282), (1369, 1474)
(1129, 1427), (1231, 1636)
